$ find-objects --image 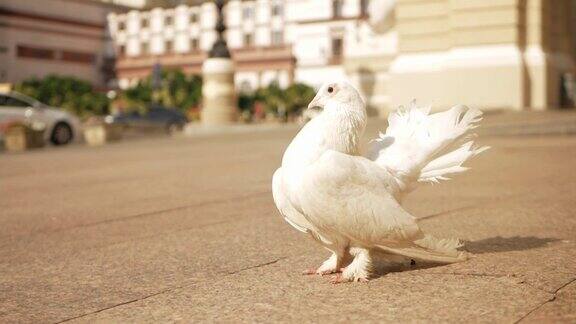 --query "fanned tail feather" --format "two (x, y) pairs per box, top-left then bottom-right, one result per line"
(376, 234), (470, 264)
(369, 101), (489, 186)
(419, 142), (490, 183)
